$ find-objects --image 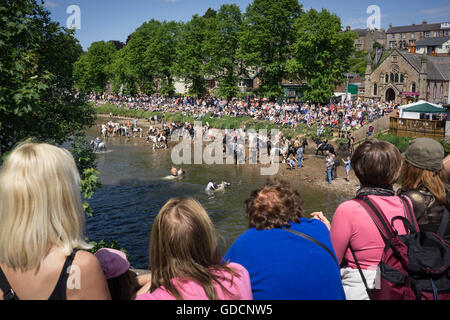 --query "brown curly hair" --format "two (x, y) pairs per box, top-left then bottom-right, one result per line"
(245, 179), (305, 231)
